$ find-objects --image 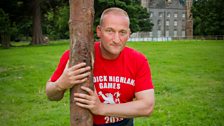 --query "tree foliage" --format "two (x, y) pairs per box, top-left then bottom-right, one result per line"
(0, 0), (152, 43)
(46, 0), (153, 39)
(192, 0), (224, 35)
(2, 0), (224, 45)
(44, 5), (69, 39)
(0, 9), (13, 36)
